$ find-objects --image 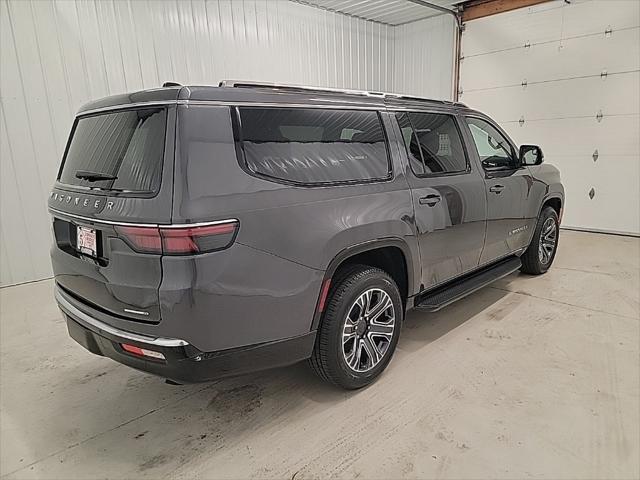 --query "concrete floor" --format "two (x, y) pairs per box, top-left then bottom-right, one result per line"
(1, 230), (638, 479)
